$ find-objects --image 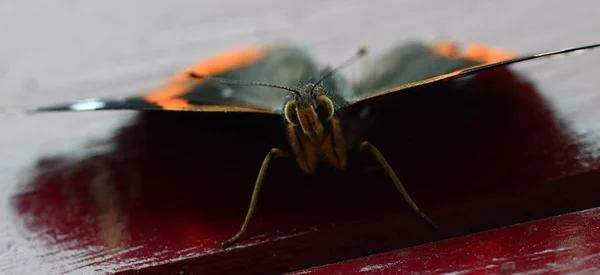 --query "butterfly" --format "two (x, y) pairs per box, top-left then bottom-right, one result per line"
(8, 40), (600, 249)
